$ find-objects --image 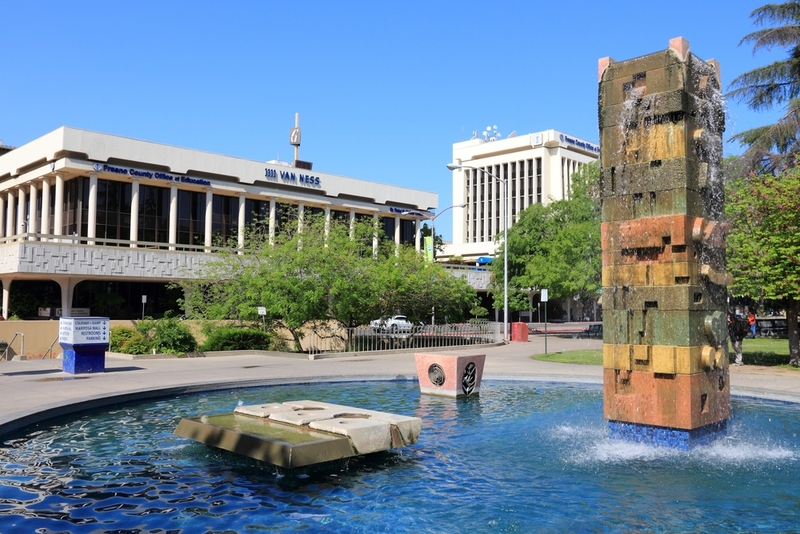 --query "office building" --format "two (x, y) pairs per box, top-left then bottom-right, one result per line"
(443, 129), (599, 263)
(0, 127), (436, 319)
